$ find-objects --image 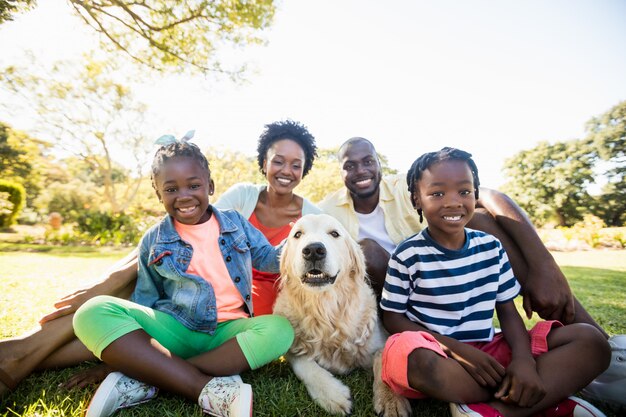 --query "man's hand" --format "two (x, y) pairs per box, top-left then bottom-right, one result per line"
(522, 260), (575, 323)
